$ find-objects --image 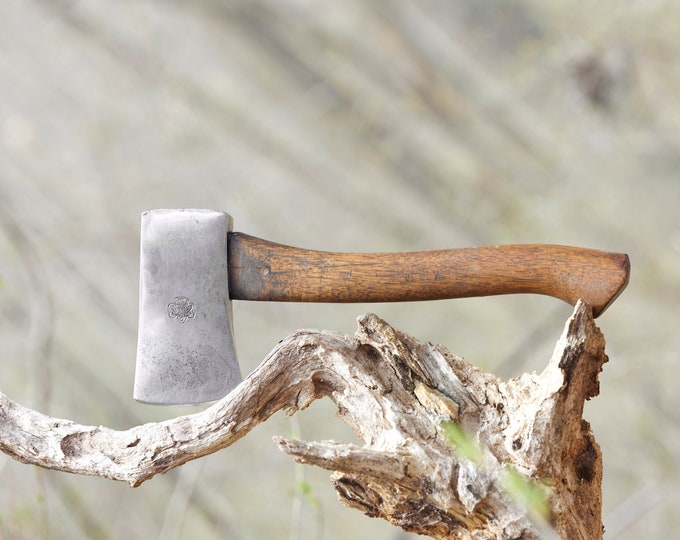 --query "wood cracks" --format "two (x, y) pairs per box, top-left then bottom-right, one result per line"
(0, 301), (607, 539)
